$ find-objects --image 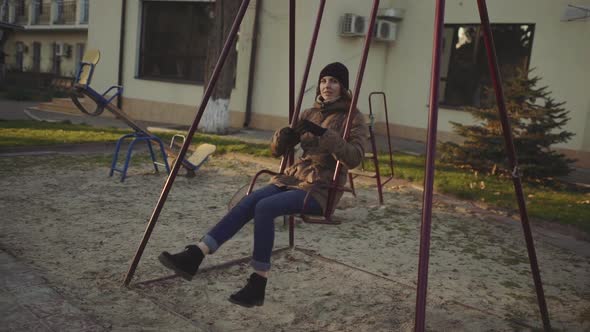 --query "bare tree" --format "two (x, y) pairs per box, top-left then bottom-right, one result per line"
(199, 0), (241, 134)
